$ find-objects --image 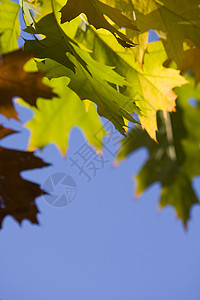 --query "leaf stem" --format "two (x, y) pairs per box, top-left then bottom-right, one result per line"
(163, 111), (177, 161)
